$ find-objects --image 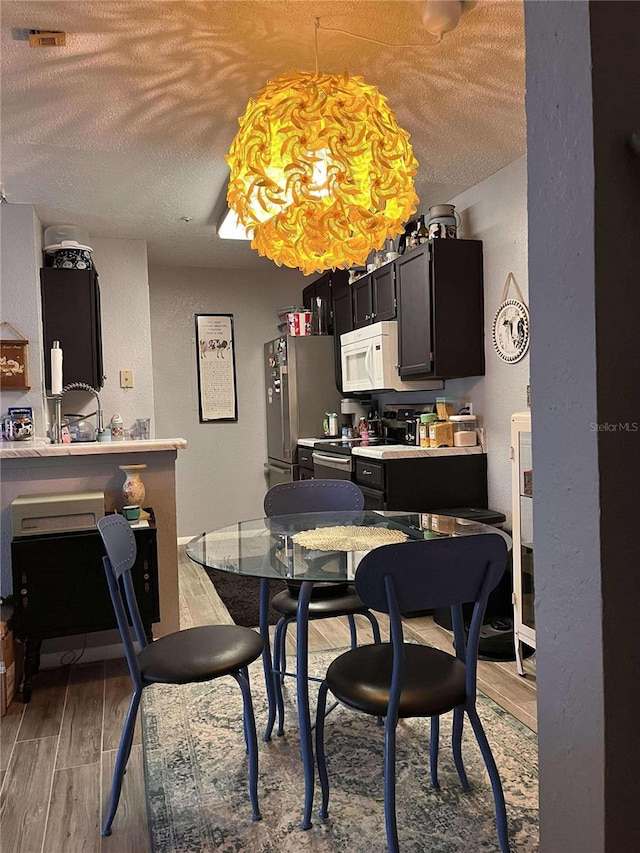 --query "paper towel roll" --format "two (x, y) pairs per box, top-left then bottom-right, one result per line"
(51, 341), (63, 395)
